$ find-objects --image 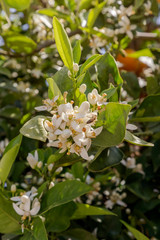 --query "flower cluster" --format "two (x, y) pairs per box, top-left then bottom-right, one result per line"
(11, 187), (40, 232)
(36, 85), (107, 160)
